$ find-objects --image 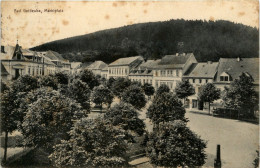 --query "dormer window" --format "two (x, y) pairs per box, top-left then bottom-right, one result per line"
(220, 72), (230, 81)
